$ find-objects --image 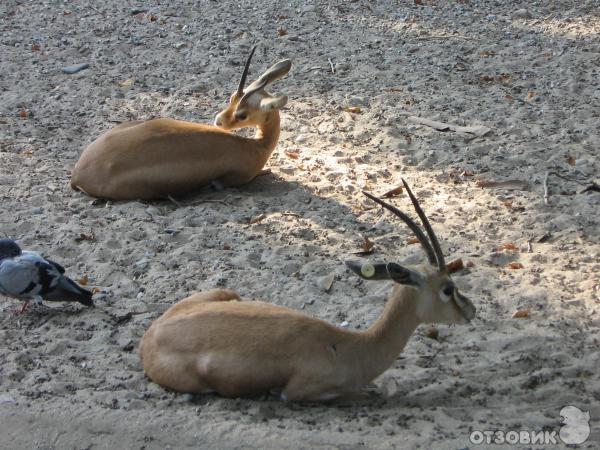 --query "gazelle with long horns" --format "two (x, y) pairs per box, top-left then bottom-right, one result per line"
(71, 46), (291, 200)
(138, 181), (476, 401)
